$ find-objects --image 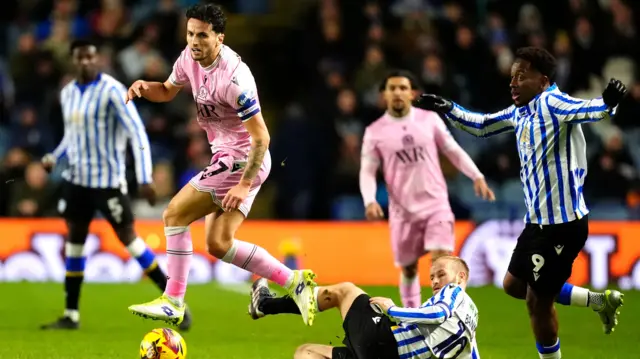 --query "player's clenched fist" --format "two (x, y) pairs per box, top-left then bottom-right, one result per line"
(126, 80), (150, 103)
(365, 202), (385, 220)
